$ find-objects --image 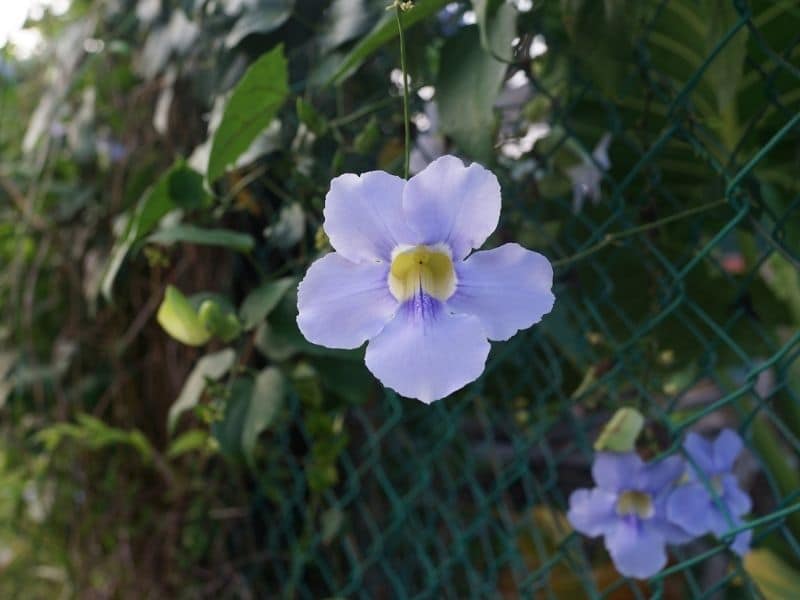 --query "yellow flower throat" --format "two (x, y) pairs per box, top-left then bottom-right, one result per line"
(388, 245), (456, 302)
(616, 491), (654, 519)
